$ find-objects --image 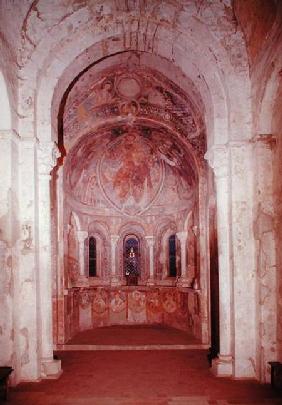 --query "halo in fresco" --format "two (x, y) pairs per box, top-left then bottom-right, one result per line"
(98, 131), (165, 216)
